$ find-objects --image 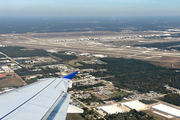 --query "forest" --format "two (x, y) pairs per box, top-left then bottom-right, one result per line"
(0, 54), (5, 58)
(15, 67), (59, 76)
(107, 95), (123, 102)
(133, 41), (180, 49)
(139, 99), (158, 104)
(159, 93), (180, 106)
(78, 57), (180, 93)
(0, 46), (48, 57)
(52, 52), (78, 61)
